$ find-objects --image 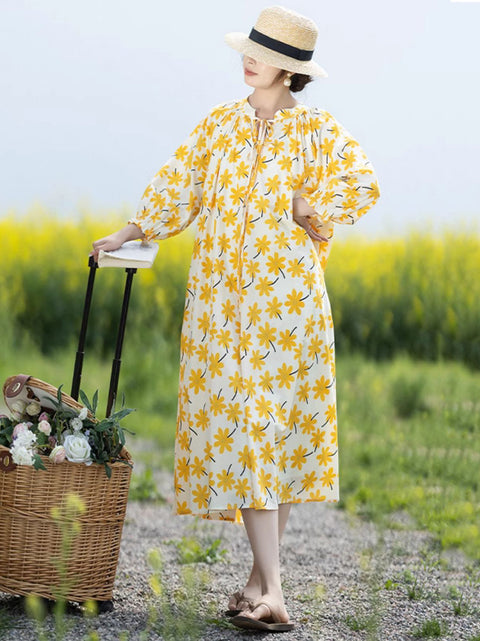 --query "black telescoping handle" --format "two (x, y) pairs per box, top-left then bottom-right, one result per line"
(71, 255), (98, 401)
(106, 267), (137, 417)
